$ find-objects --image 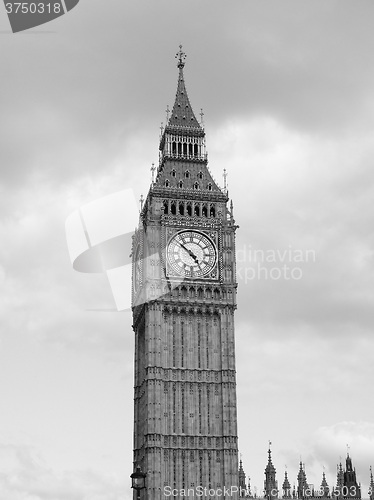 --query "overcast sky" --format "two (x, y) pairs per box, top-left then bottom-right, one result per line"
(1, 1), (374, 499)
